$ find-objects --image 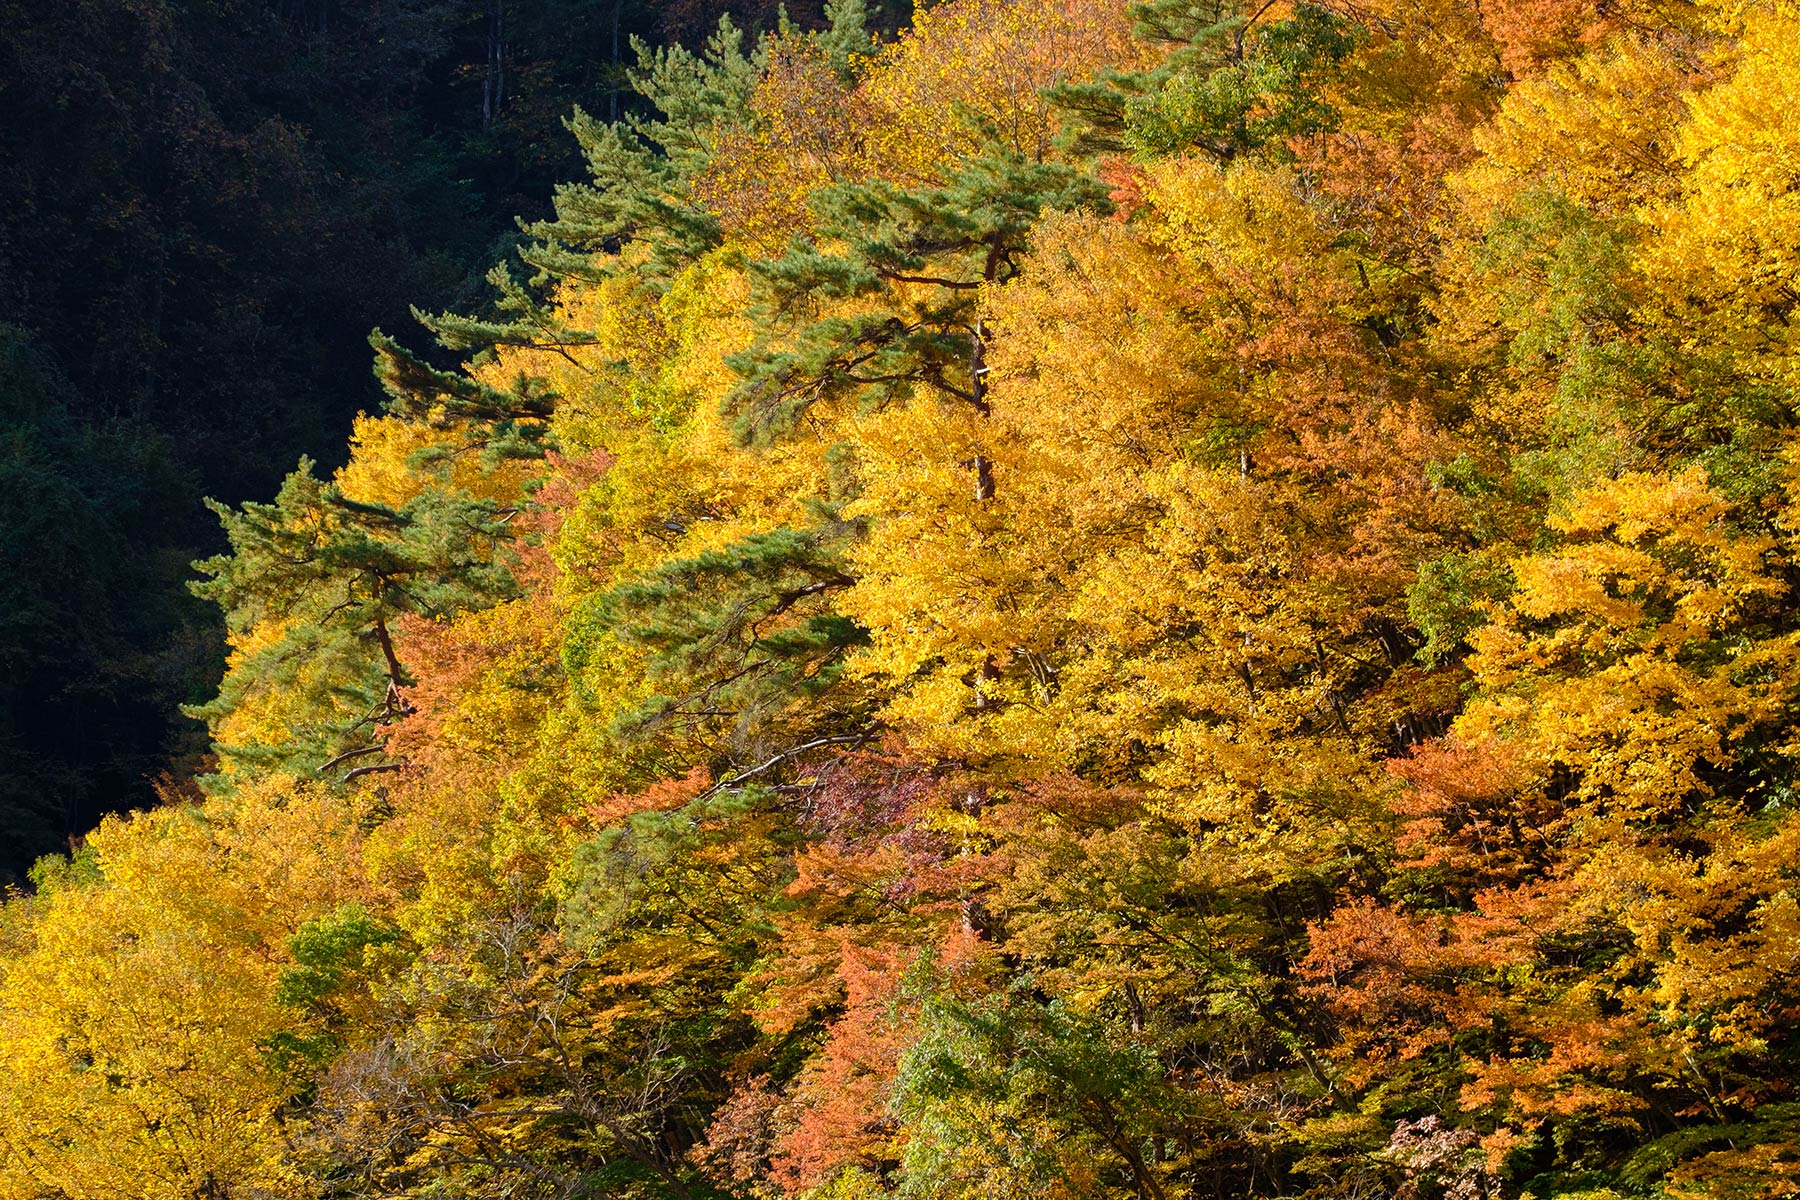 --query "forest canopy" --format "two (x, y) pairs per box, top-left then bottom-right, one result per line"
(3, 0), (1800, 1197)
